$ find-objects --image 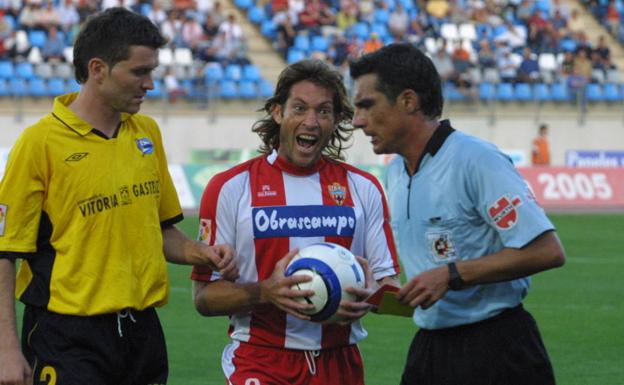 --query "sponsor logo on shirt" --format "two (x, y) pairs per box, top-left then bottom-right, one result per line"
(198, 218), (211, 242)
(0, 204), (6, 236)
(257, 184), (277, 198)
(77, 180), (160, 217)
(327, 182), (347, 205)
(136, 138), (154, 156)
(426, 231), (457, 262)
(252, 205), (356, 238)
(488, 194), (522, 229)
(65, 153), (89, 162)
